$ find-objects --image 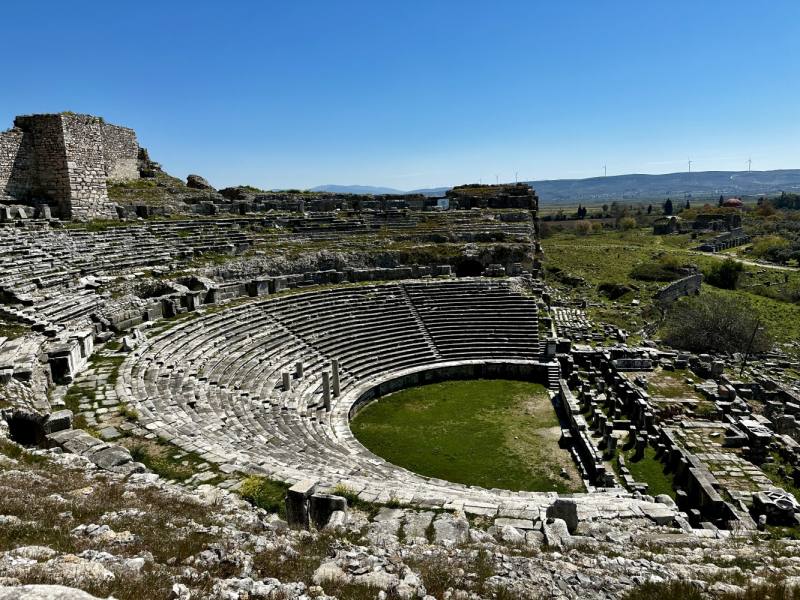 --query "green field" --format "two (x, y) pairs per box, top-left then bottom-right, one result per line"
(611, 443), (677, 499)
(543, 228), (800, 351)
(350, 379), (585, 493)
